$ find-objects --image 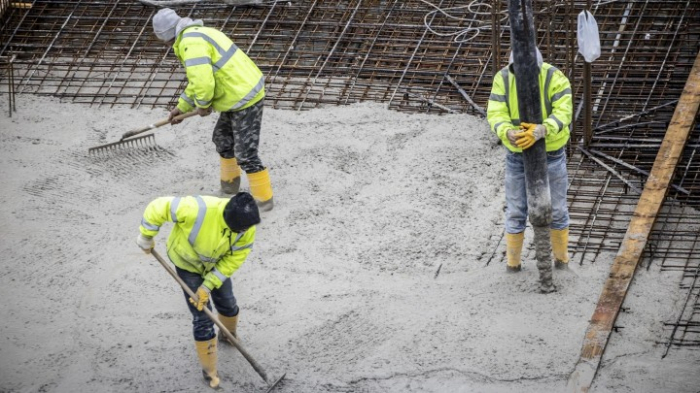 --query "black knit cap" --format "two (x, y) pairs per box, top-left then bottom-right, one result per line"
(223, 192), (261, 232)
